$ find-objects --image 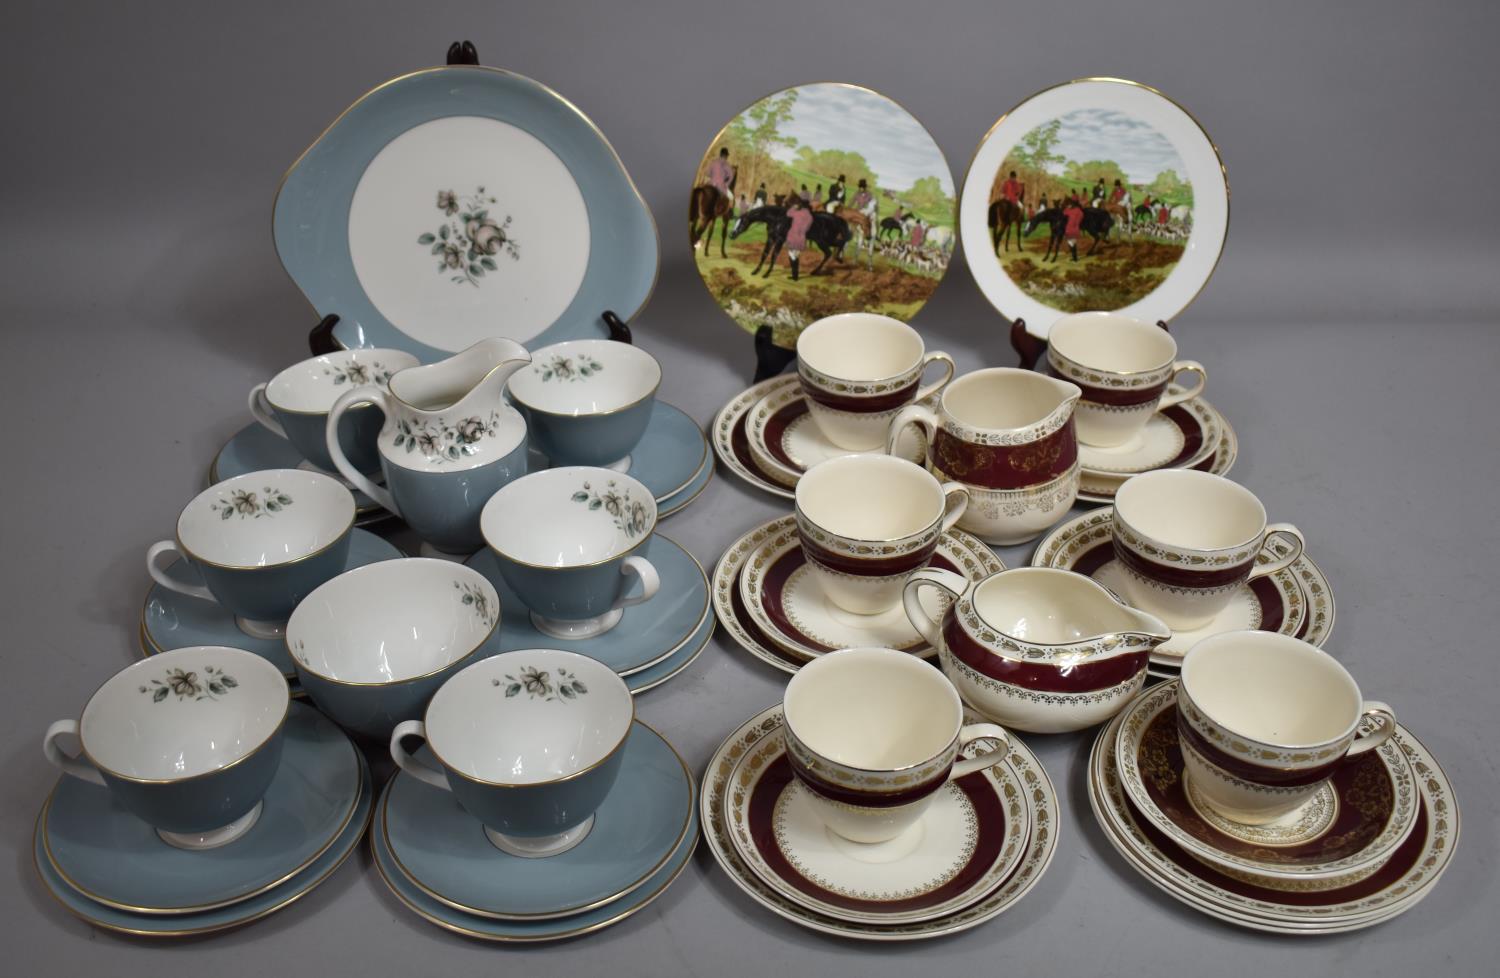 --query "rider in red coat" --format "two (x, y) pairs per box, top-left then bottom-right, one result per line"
(1063, 197), (1086, 261)
(785, 199), (814, 280)
(1001, 171), (1024, 205)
